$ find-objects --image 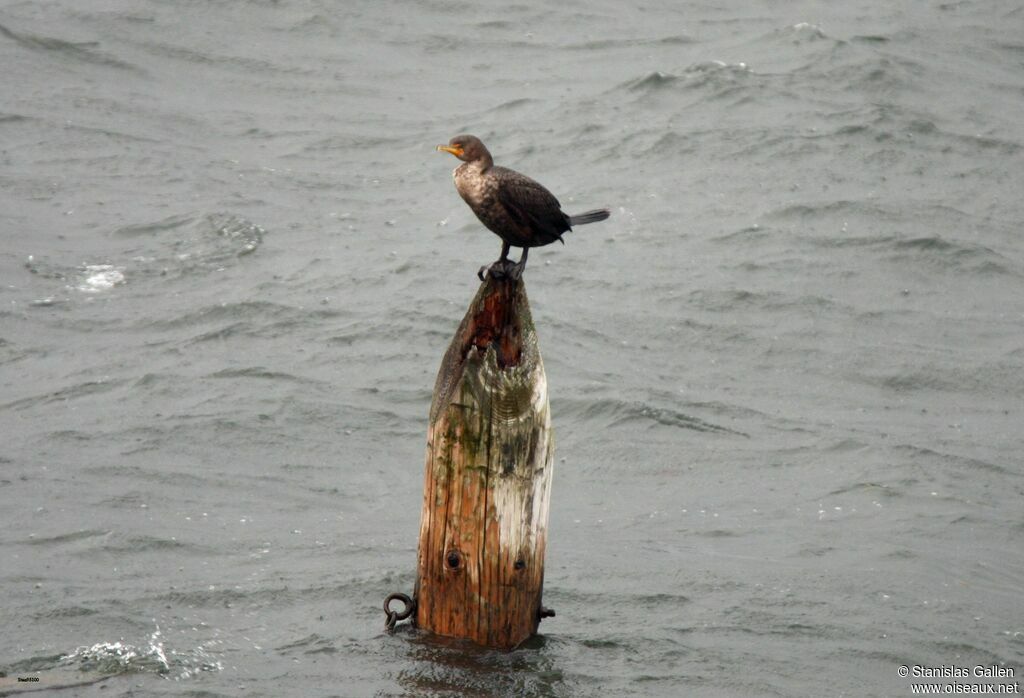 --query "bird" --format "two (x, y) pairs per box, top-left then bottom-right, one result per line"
(436, 134), (610, 280)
